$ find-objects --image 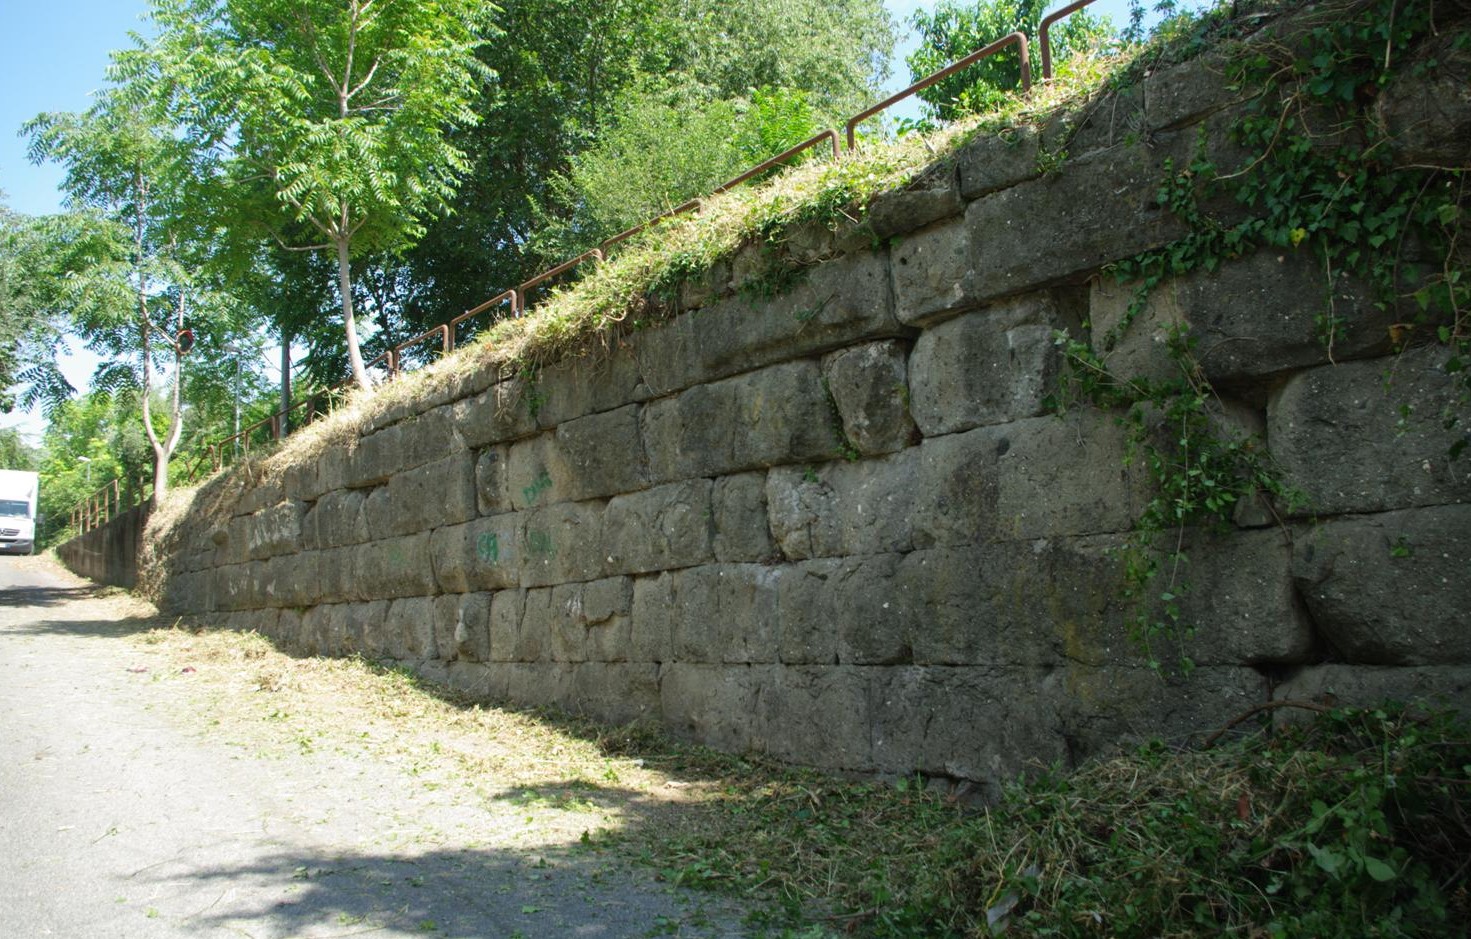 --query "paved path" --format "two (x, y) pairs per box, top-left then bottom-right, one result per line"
(0, 558), (751, 938)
